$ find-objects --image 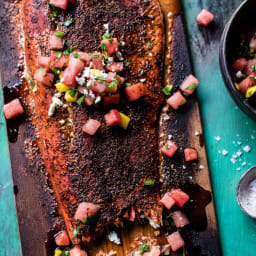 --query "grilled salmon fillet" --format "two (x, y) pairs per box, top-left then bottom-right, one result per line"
(21, 0), (164, 244)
